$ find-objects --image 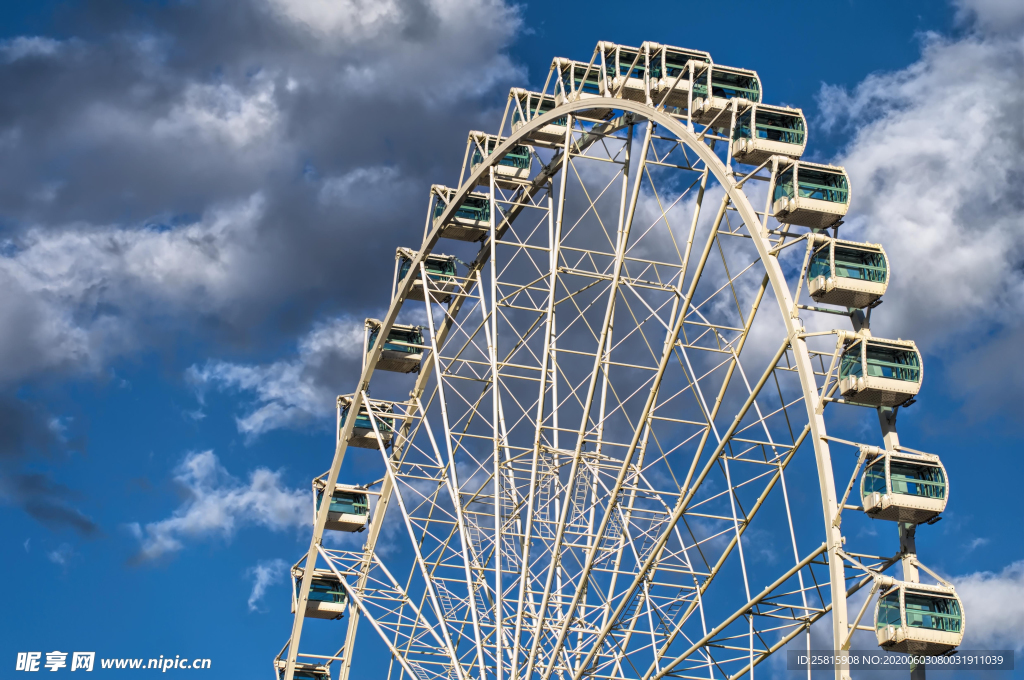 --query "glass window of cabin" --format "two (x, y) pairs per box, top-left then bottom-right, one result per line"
(733, 109), (753, 139)
(309, 578), (346, 604)
(796, 168), (849, 204)
(807, 244), (831, 280)
(471, 142), (531, 170)
(457, 195), (490, 221)
(773, 167), (796, 202)
(839, 343), (863, 380)
(889, 462), (946, 499)
(433, 194), (490, 222)
(710, 69), (759, 102)
(425, 256), (457, 277)
(400, 256), (456, 281)
(293, 671), (327, 680)
(378, 327), (421, 354)
(658, 50), (708, 79)
(352, 407), (372, 430)
(331, 491), (369, 515)
(342, 405), (392, 434)
(862, 460), (887, 496)
(864, 344), (921, 382)
(833, 246), (887, 283)
(876, 590), (902, 629)
(608, 49), (645, 79)
(519, 96), (565, 126)
(753, 109), (805, 144)
(904, 592), (962, 633)
(561, 63), (601, 96)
